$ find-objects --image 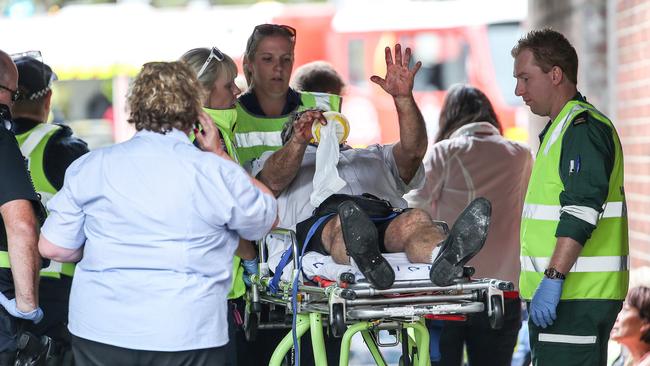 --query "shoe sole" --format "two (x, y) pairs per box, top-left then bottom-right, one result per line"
(338, 201), (395, 290)
(430, 198), (491, 286)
